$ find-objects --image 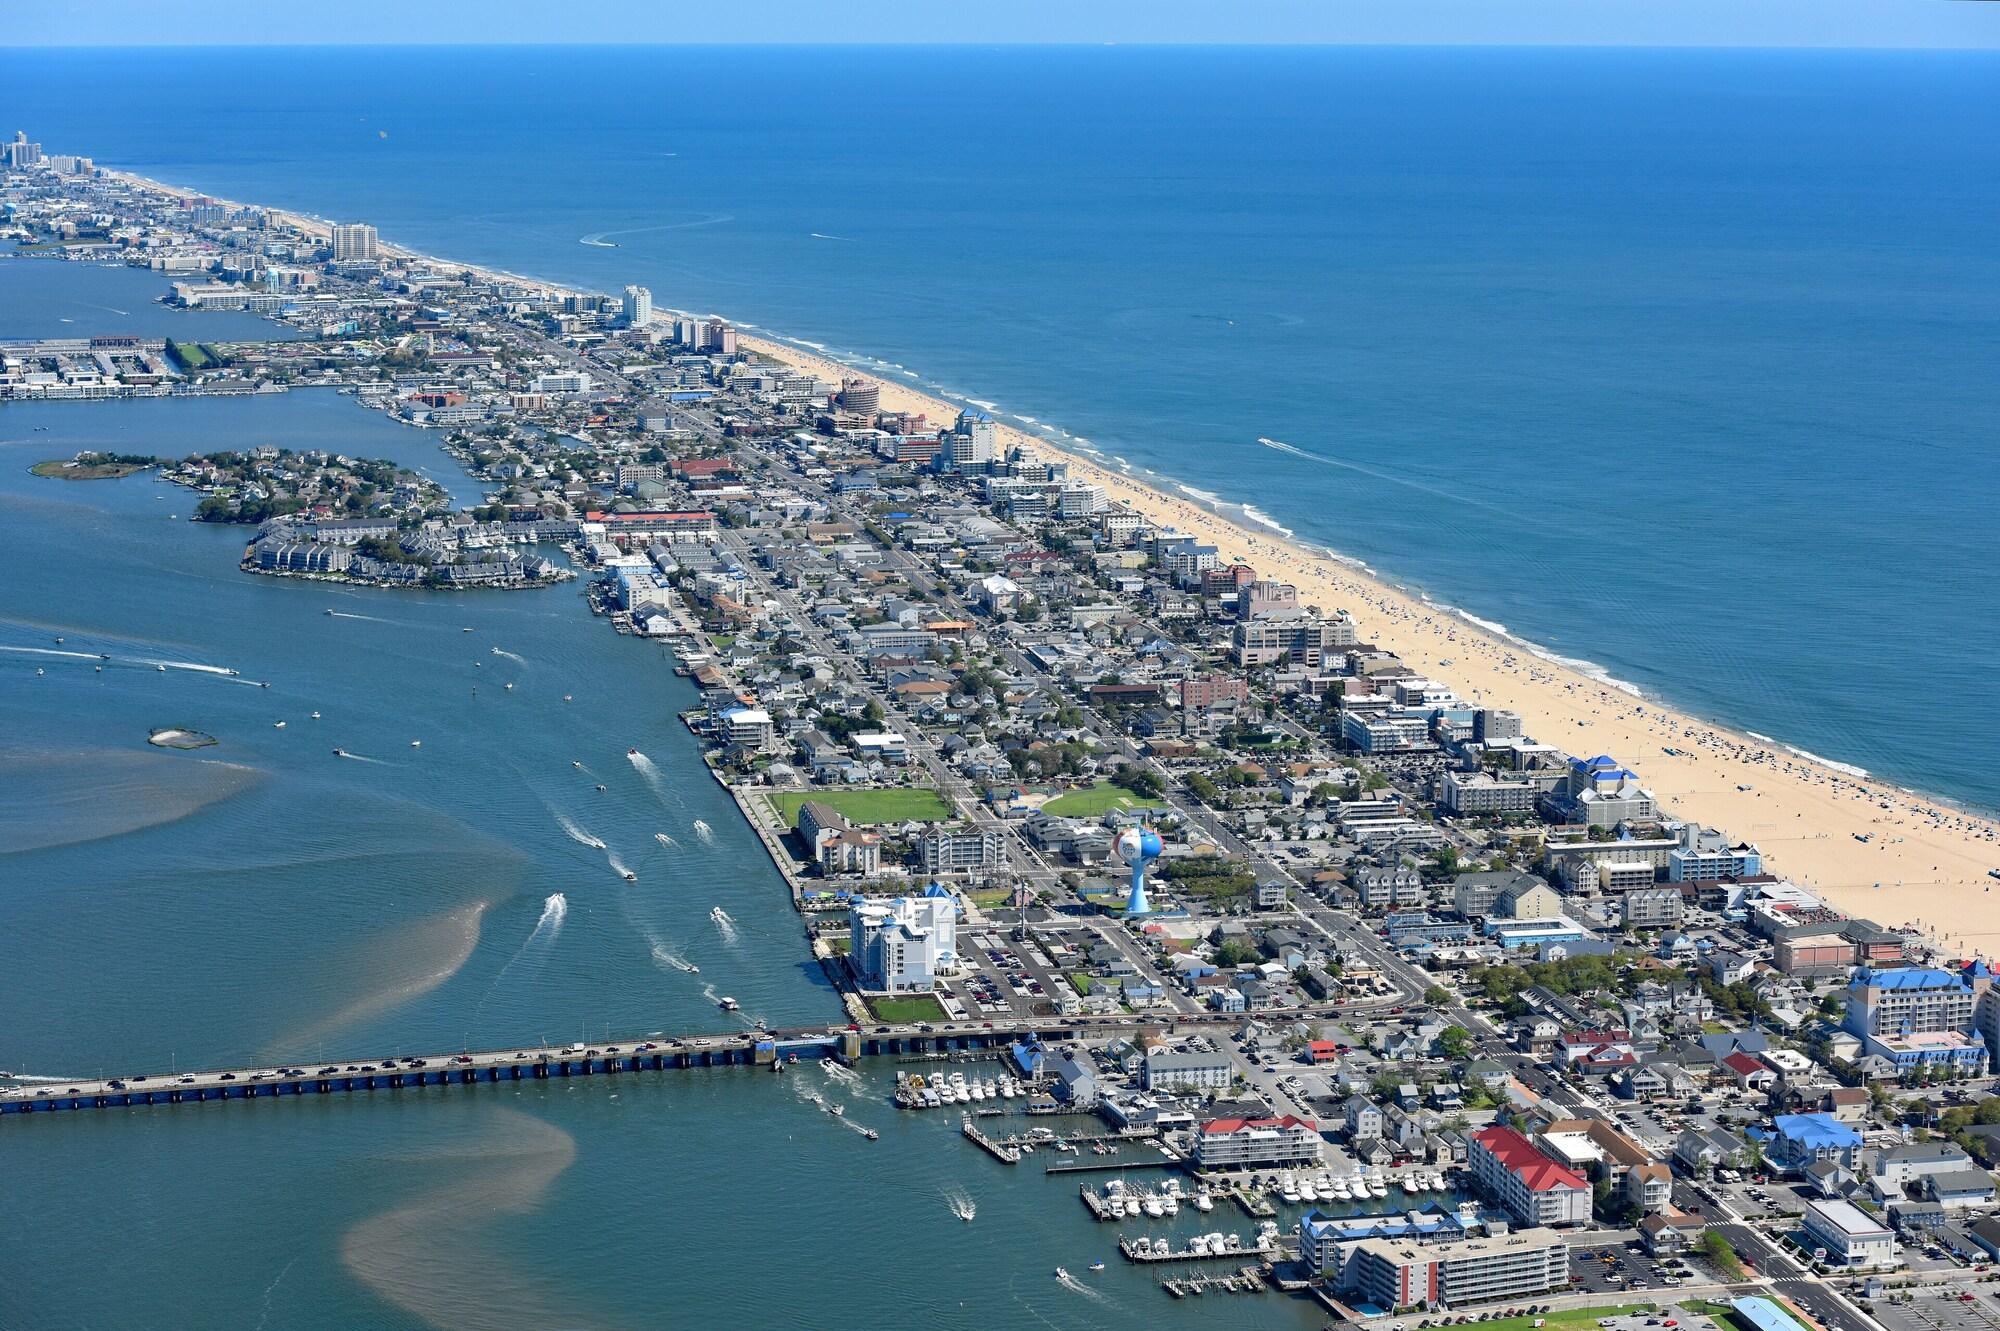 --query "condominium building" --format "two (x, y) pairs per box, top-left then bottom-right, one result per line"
(949, 411), (997, 466)
(849, 891), (959, 994)
(1666, 822), (1762, 882)
(1438, 768), (1549, 816)
(1340, 709), (1435, 754)
(1621, 886), (1686, 930)
(1192, 1116), (1323, 1170)
(330, 222), (378, 263)
(1321, 1229), (1571, 1309)
(917, 827), (1009, 872)
(1141, 1049), (1234, 1092)
(1468, 1125), (1592, 1227)
(1234, 611), (1359, 666)
(621, 284), (653, 328)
